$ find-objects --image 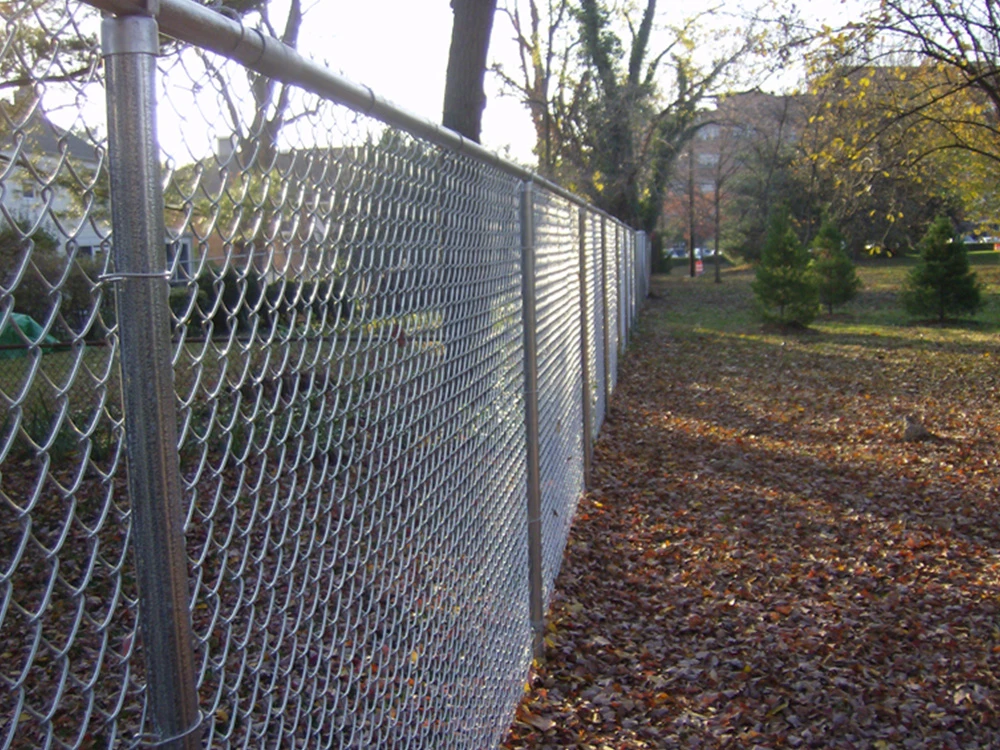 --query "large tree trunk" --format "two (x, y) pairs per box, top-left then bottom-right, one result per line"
(442, 0), (498, 142)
